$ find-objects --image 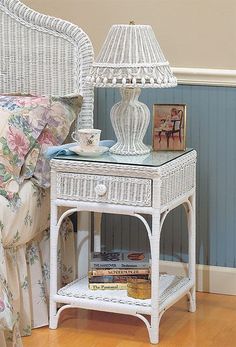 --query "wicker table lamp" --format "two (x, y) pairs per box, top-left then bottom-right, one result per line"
(88, 23), (177, 155)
